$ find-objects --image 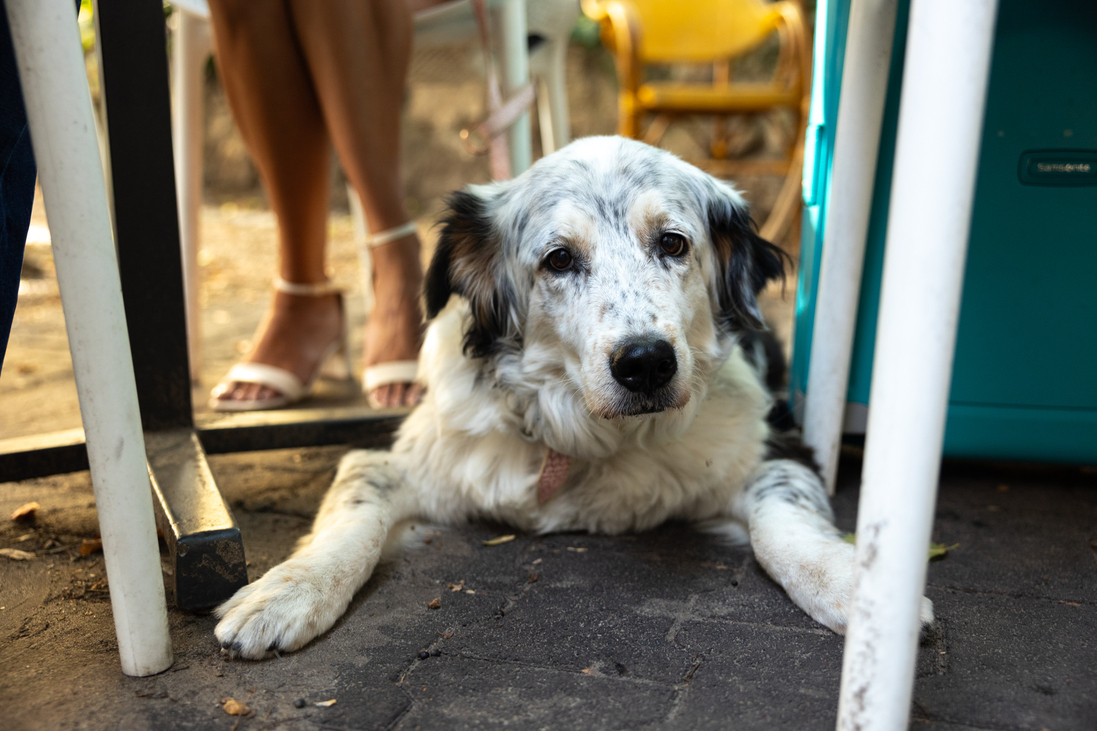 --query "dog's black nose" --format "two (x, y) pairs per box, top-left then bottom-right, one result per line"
(610, 338), (677, 394)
